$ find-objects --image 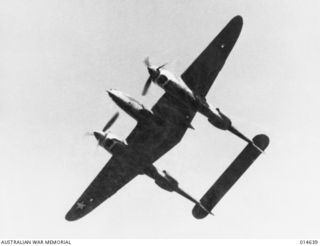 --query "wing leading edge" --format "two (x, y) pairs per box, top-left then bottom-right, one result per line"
(181, 15), (243, 97)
